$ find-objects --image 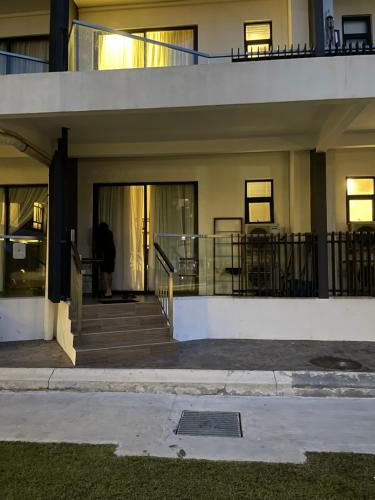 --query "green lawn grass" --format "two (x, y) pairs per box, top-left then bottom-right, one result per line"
(0, 442), (374, 500)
